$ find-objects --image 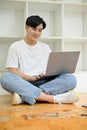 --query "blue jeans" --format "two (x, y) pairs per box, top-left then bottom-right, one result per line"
(1, 72), (77, 105)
